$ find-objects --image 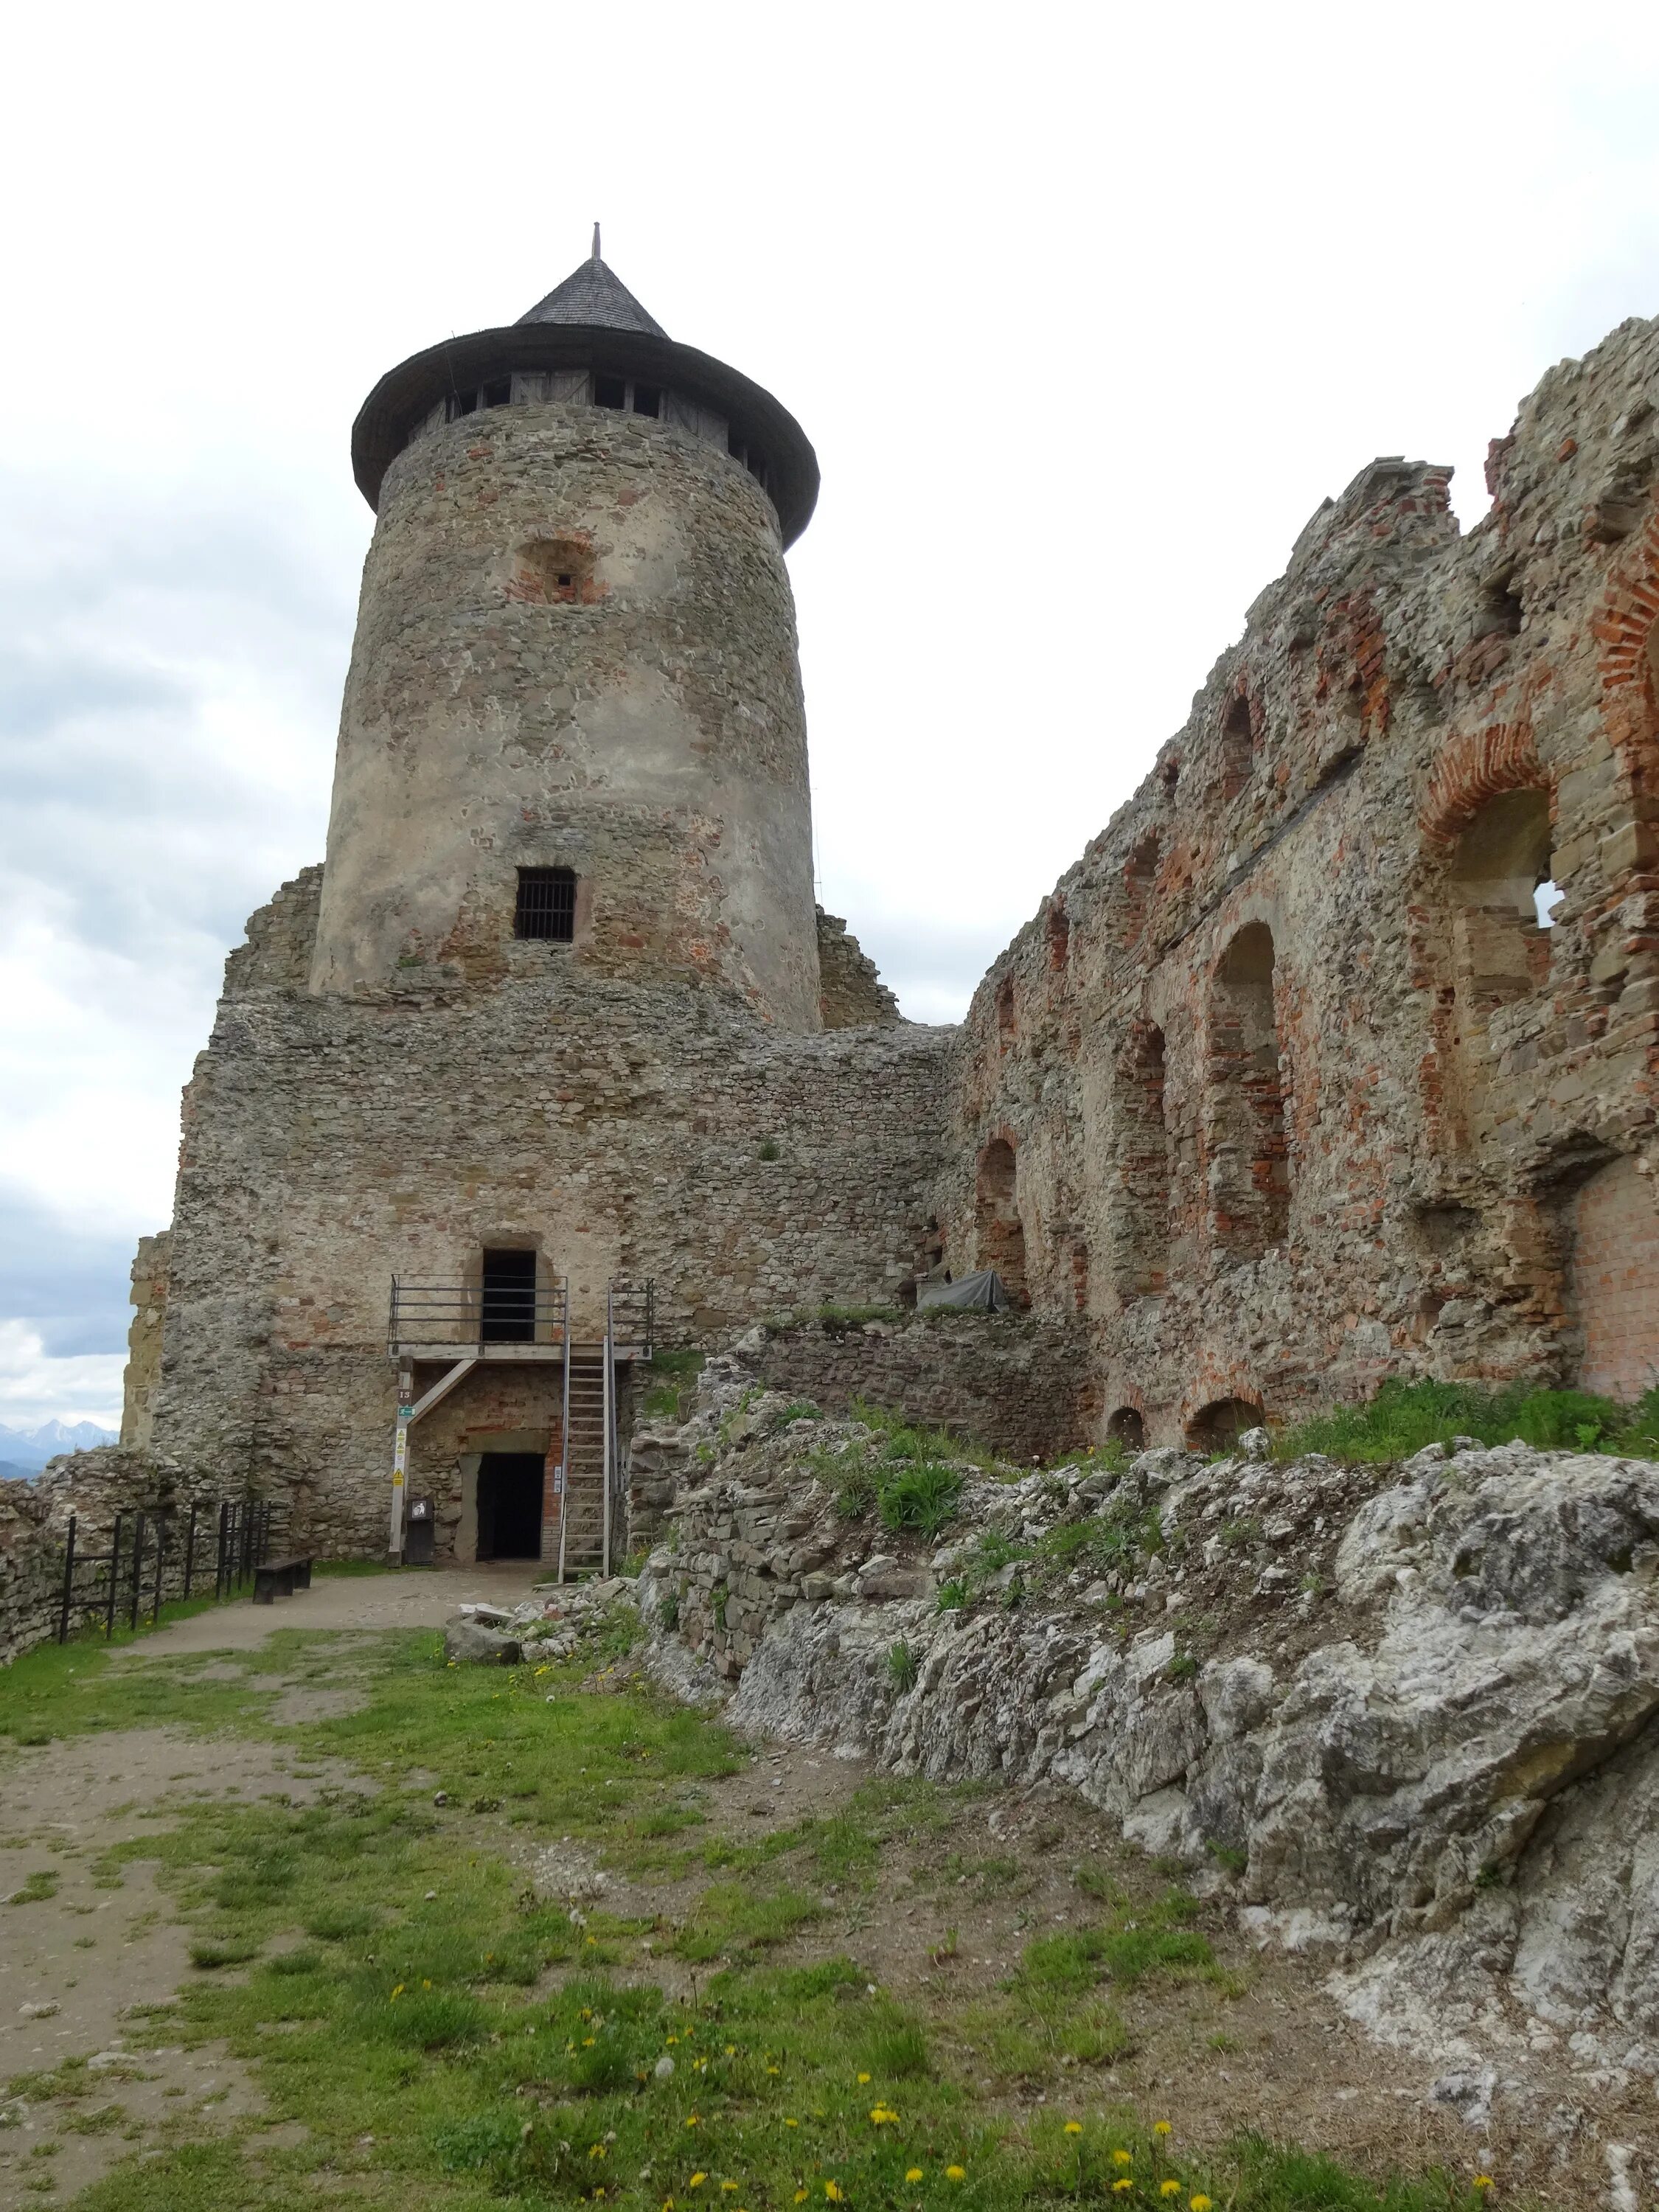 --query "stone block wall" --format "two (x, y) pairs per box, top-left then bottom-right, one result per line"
(119, 1231), (171, 1450)
(0, 1478), (59, 1666)
(933, 315), (1659, 1447)
(738, 1310), (1095, 1463)
(815, 909), (901, 1029)
(142, 945), (953, 1556)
